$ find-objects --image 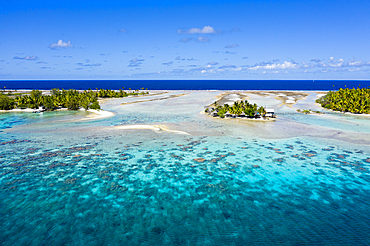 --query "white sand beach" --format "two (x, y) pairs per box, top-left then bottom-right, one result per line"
(79, 109), (115, 121)
(114, 124), (190, 135)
